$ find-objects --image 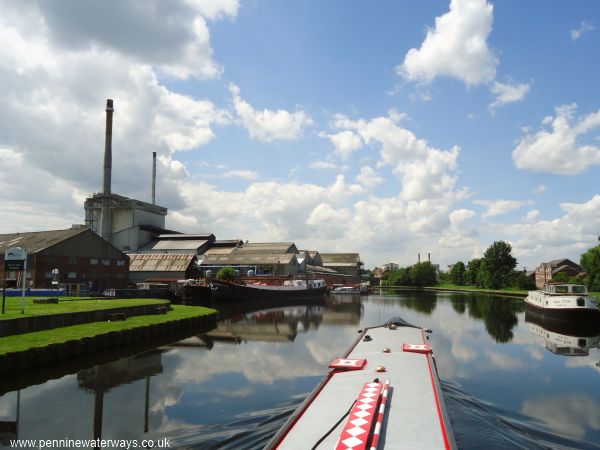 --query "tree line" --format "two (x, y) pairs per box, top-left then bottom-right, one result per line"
(381, 239), (600, 291)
